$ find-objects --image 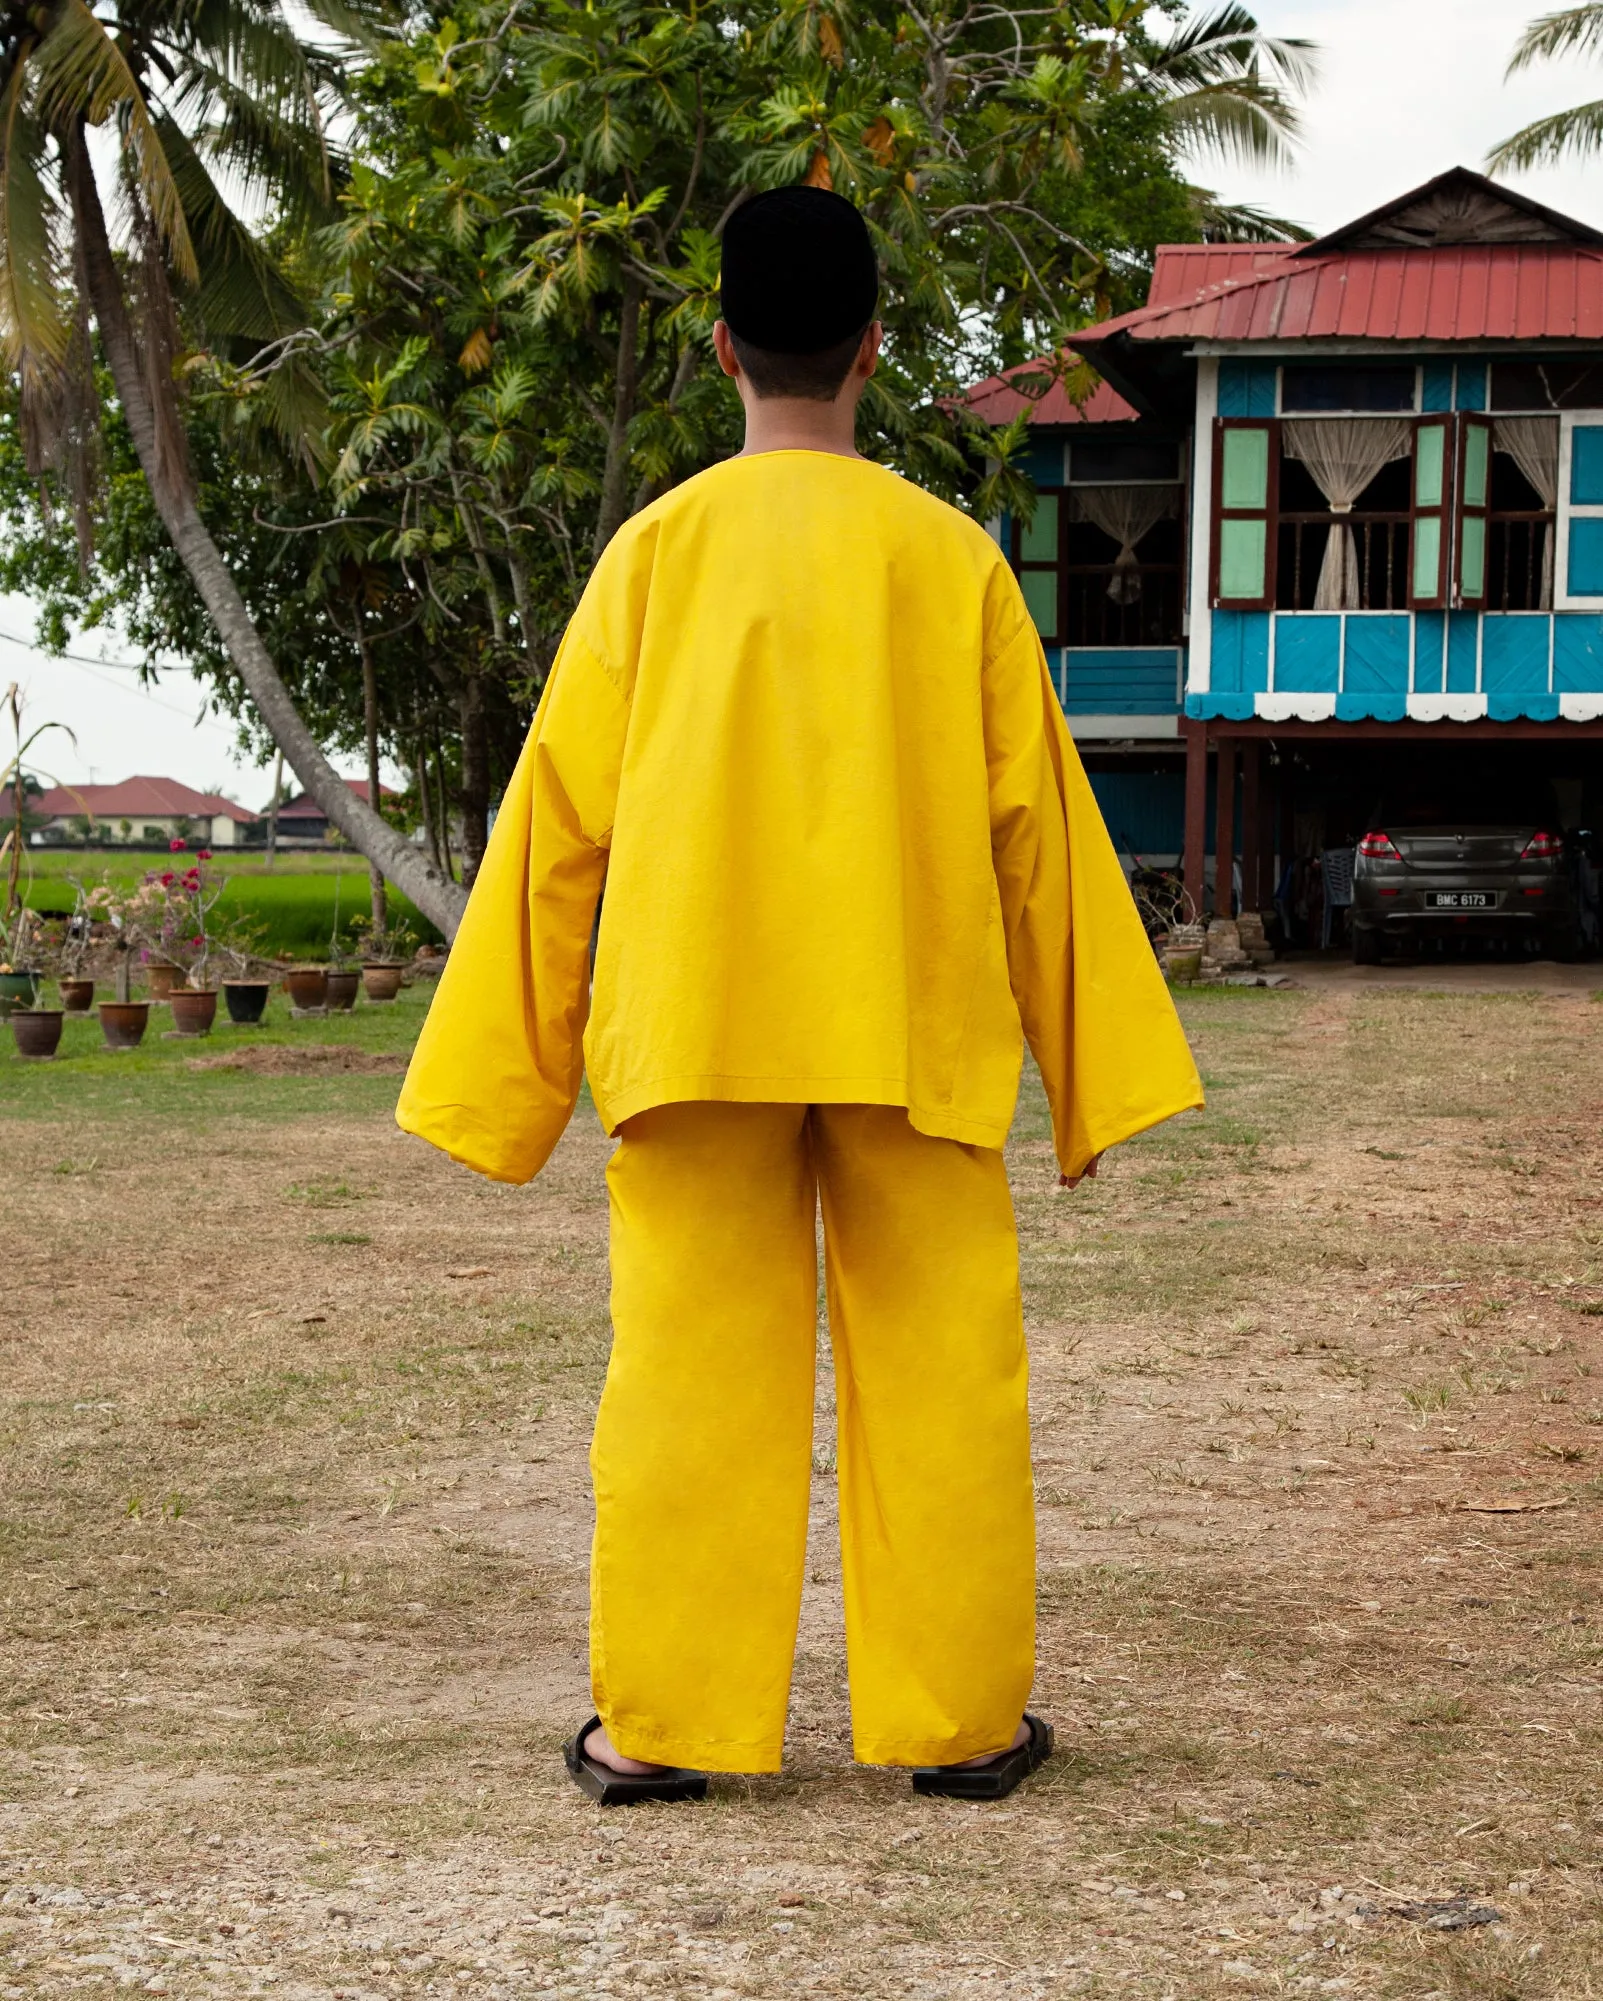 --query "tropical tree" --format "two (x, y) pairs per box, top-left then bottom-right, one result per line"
(1489, 4), (1603, 170)
(0, 0), (468, 933)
